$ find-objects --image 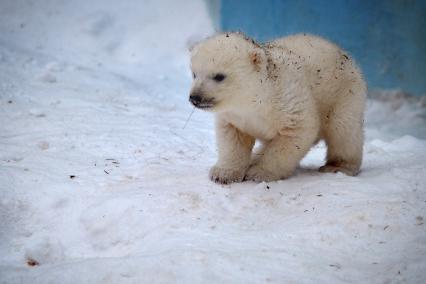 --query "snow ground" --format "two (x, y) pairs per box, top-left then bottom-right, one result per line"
(1, 1), (425, 283)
